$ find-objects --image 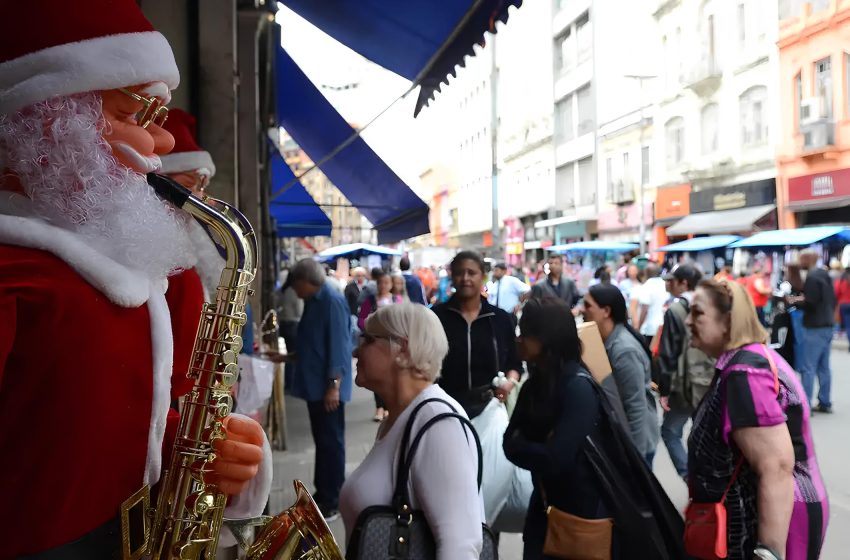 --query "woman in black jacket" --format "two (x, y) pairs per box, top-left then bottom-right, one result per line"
(503, 297), (685, 560)
(431, 251), (522, 418)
